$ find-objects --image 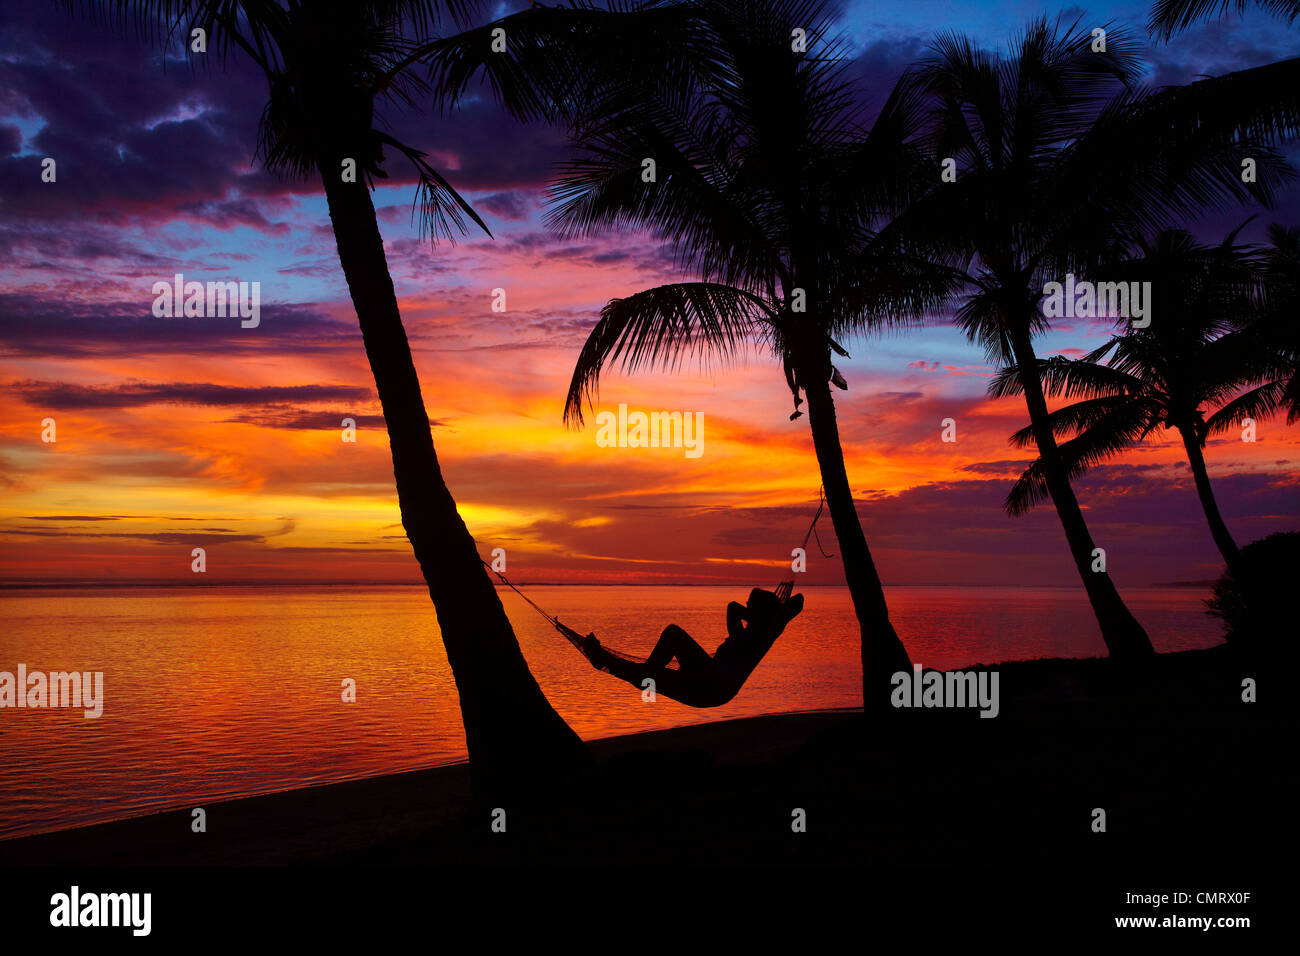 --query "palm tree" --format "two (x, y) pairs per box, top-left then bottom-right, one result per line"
(79, 0), (604, 797)
(1146, 2), (1300, 147)
(902, 16), (1290, 659)
(548, 0), (953, 707)
(992, 229), (1274, 566)
(1213, 225), (1300, 430)
(1149, 0), (1300, 37)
